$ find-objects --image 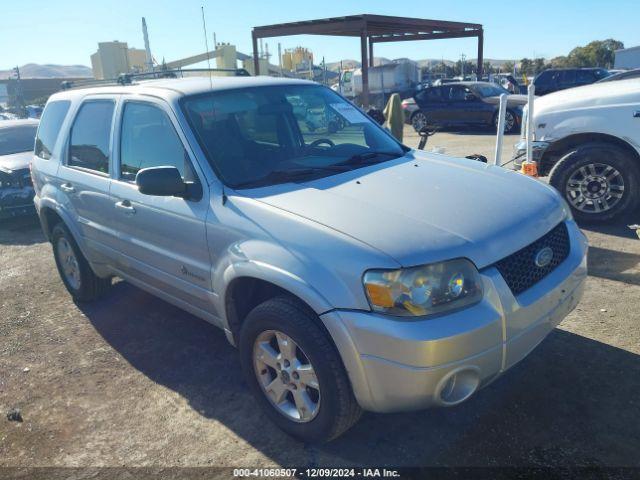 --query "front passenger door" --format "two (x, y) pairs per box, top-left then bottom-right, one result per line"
(109, 99), (213, 315)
